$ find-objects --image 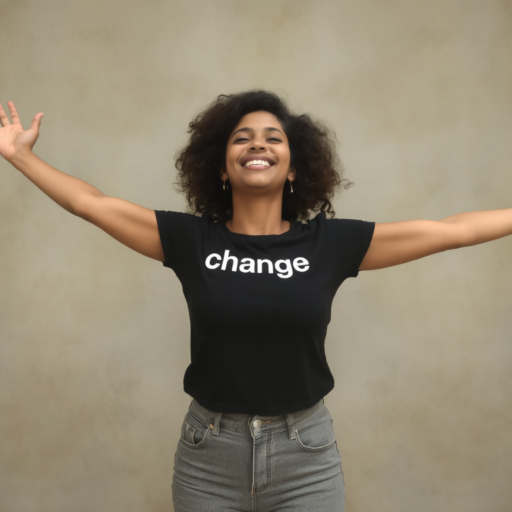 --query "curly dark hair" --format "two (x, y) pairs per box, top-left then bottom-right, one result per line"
(174, 90), (352, 222)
